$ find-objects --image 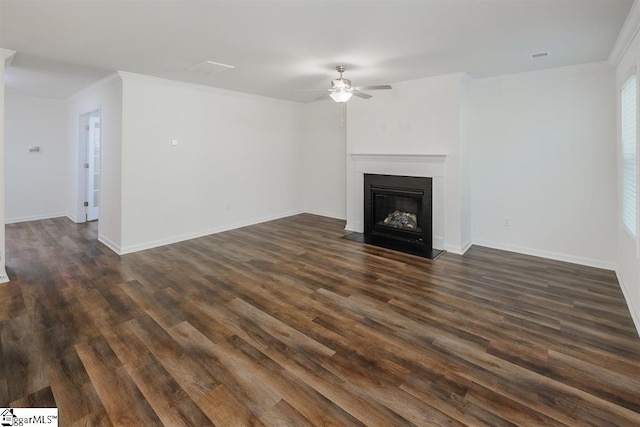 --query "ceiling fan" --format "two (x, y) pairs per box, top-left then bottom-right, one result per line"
(295, 65), (392, 103)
